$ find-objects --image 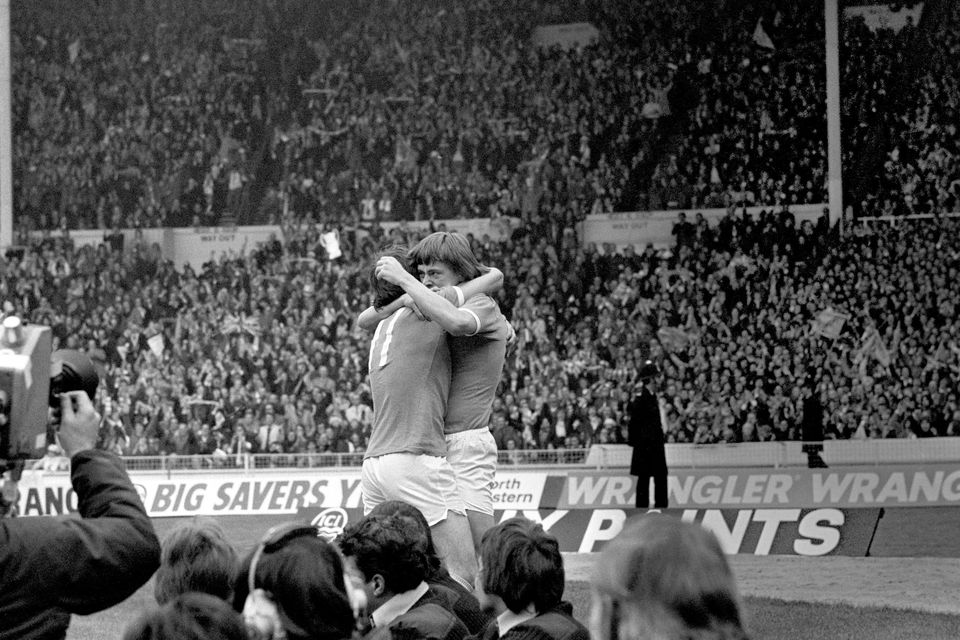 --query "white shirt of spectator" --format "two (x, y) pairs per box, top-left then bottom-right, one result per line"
(345, 403), (373, 426)
(497, 604), (537, 637)
(361, 194), (376, 219)
(370, 581), (430, 628)
(258, 422), (284, 451)
(555, 418), (567, 439)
